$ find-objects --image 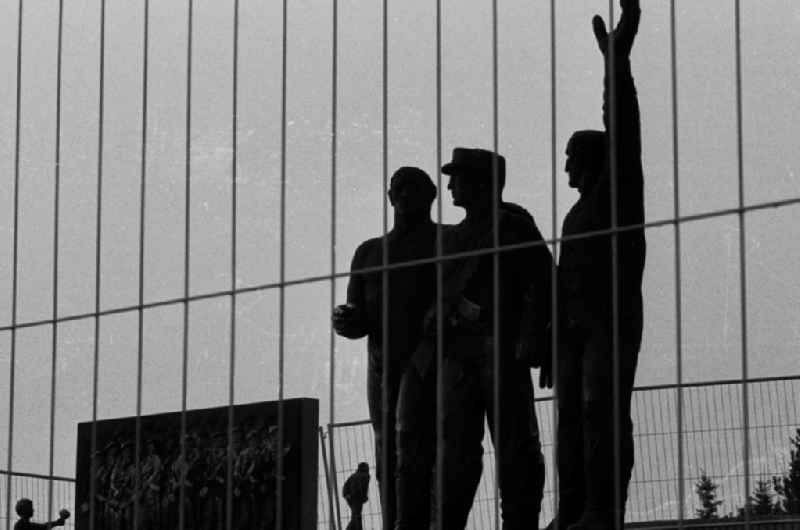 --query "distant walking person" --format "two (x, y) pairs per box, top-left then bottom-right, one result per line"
(332, 167), (439, 529)
(343, 462), (371, 530)
(552, 1), (646, 529)
(14, 499), (70, 530)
